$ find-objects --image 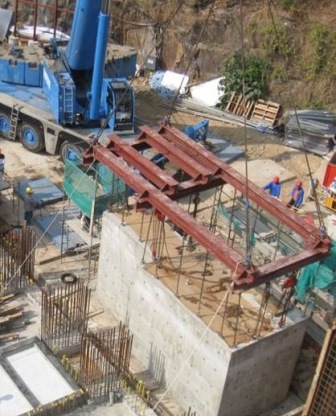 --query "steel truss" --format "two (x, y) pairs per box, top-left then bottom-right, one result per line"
(83, 125), (331, 291)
